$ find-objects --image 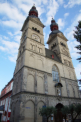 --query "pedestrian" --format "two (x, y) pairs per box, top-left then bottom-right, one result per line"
(63, 117), (65, 122)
